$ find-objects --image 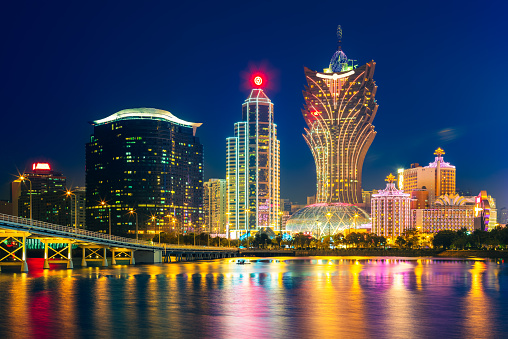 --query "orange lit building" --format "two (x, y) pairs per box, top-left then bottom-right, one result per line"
(402, 148), (456, 206)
